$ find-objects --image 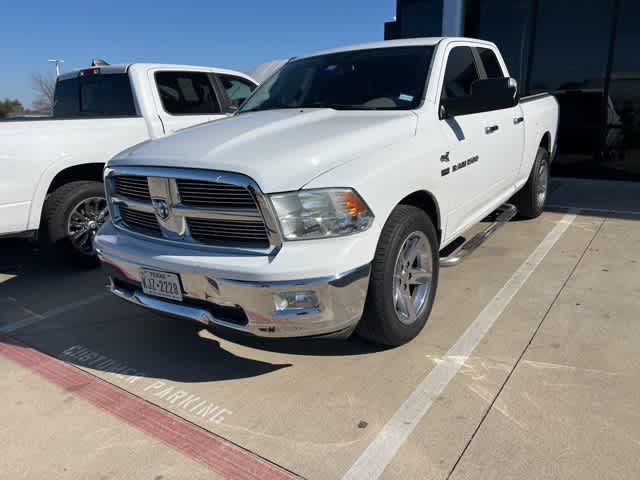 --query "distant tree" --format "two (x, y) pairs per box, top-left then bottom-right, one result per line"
(31, 72), (56, 114)
(0, 98), (24, 118)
